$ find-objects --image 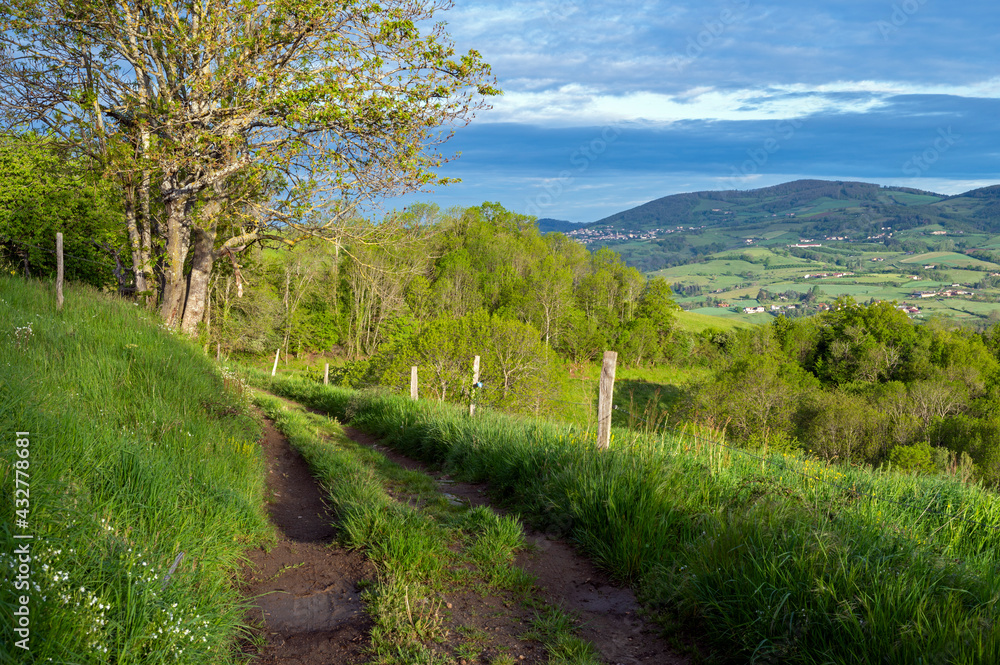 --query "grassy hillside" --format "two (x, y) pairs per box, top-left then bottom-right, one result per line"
(254, 372), (1000, 664)
(0, 278), (270, 664)
(572, 179), (1000, 279)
